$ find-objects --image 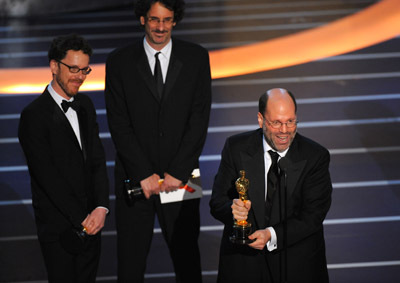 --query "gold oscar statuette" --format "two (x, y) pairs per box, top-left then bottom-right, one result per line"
(230, 170), (254, 244)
